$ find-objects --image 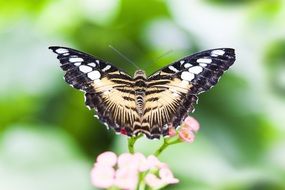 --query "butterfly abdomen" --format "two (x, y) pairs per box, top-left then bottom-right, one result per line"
(133, 73), (146, 117)
(135, 93), (145, 116)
